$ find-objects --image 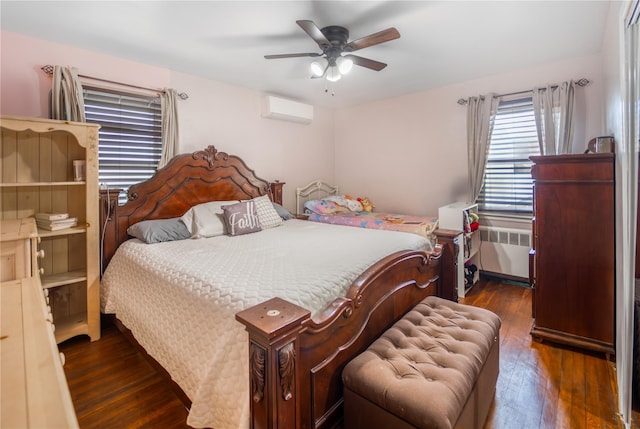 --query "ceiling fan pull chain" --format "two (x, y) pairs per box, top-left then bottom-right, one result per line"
(325, 81), (335, 97)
